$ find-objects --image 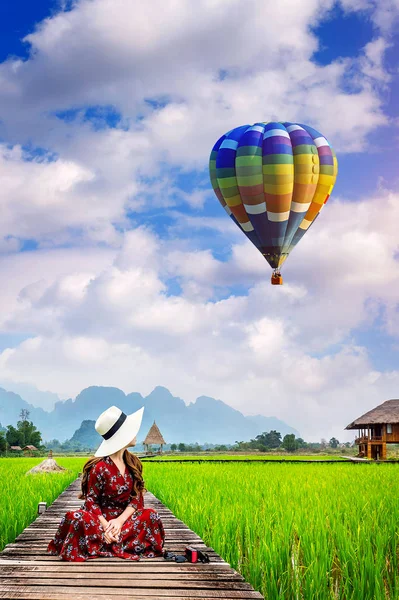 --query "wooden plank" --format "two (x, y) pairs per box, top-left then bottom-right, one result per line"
(0, 548), (212, 556)
(0, 477), (264, 599)
(0, 570), (244, 580)
(1, 547), (222, 556)
(0, 578), (255, 590)
(0, 569), (242, 579)
(0, 550), (225, 560)
(0, 586), (263, 598)
(0, 561), (234, 571)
